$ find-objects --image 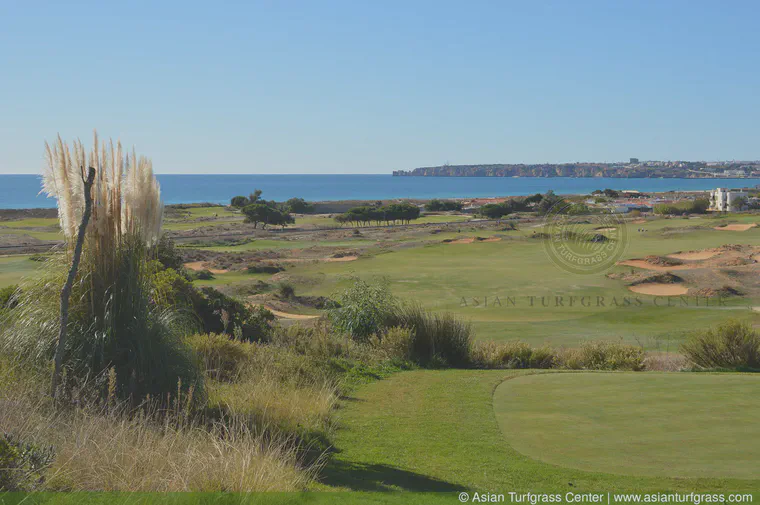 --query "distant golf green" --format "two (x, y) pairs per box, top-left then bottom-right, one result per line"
(494, 372), (760, 479)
